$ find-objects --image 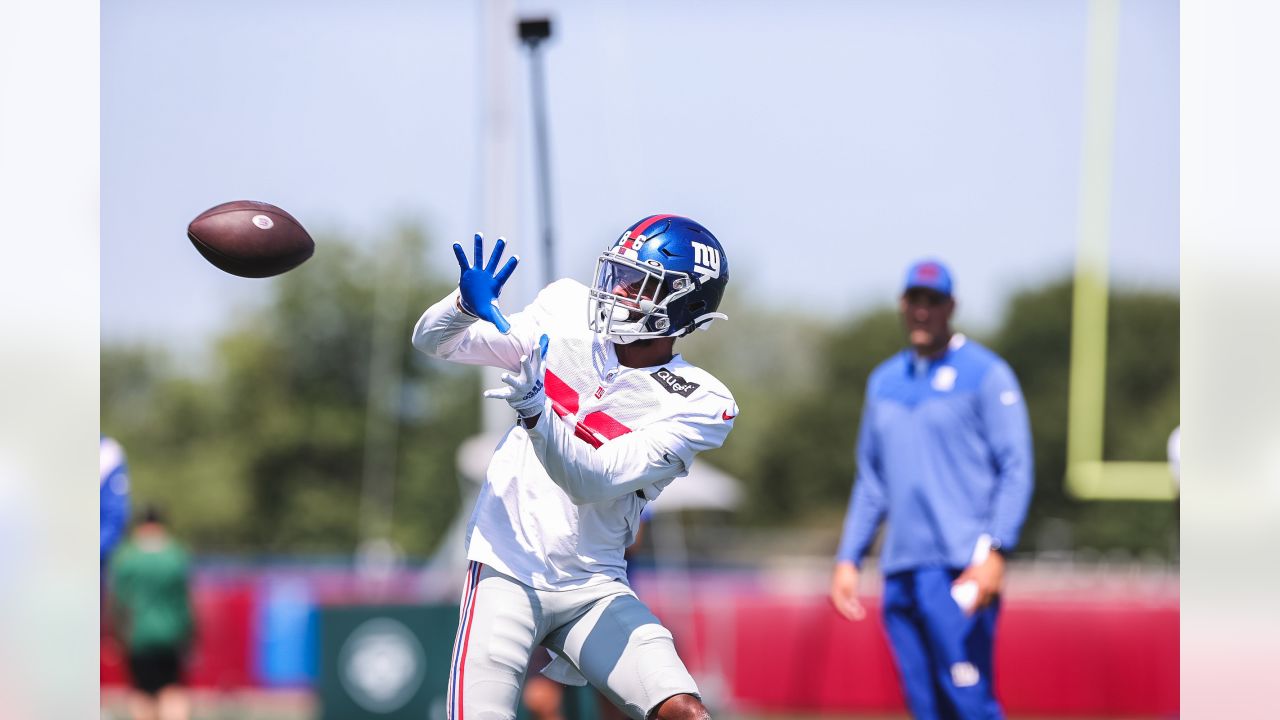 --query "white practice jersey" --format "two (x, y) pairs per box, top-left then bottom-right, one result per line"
(412, 279), (737, 590)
